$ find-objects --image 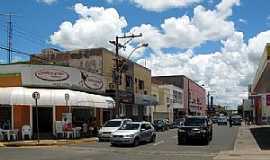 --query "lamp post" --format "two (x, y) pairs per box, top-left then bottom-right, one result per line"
(32, 91), (40, 144)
